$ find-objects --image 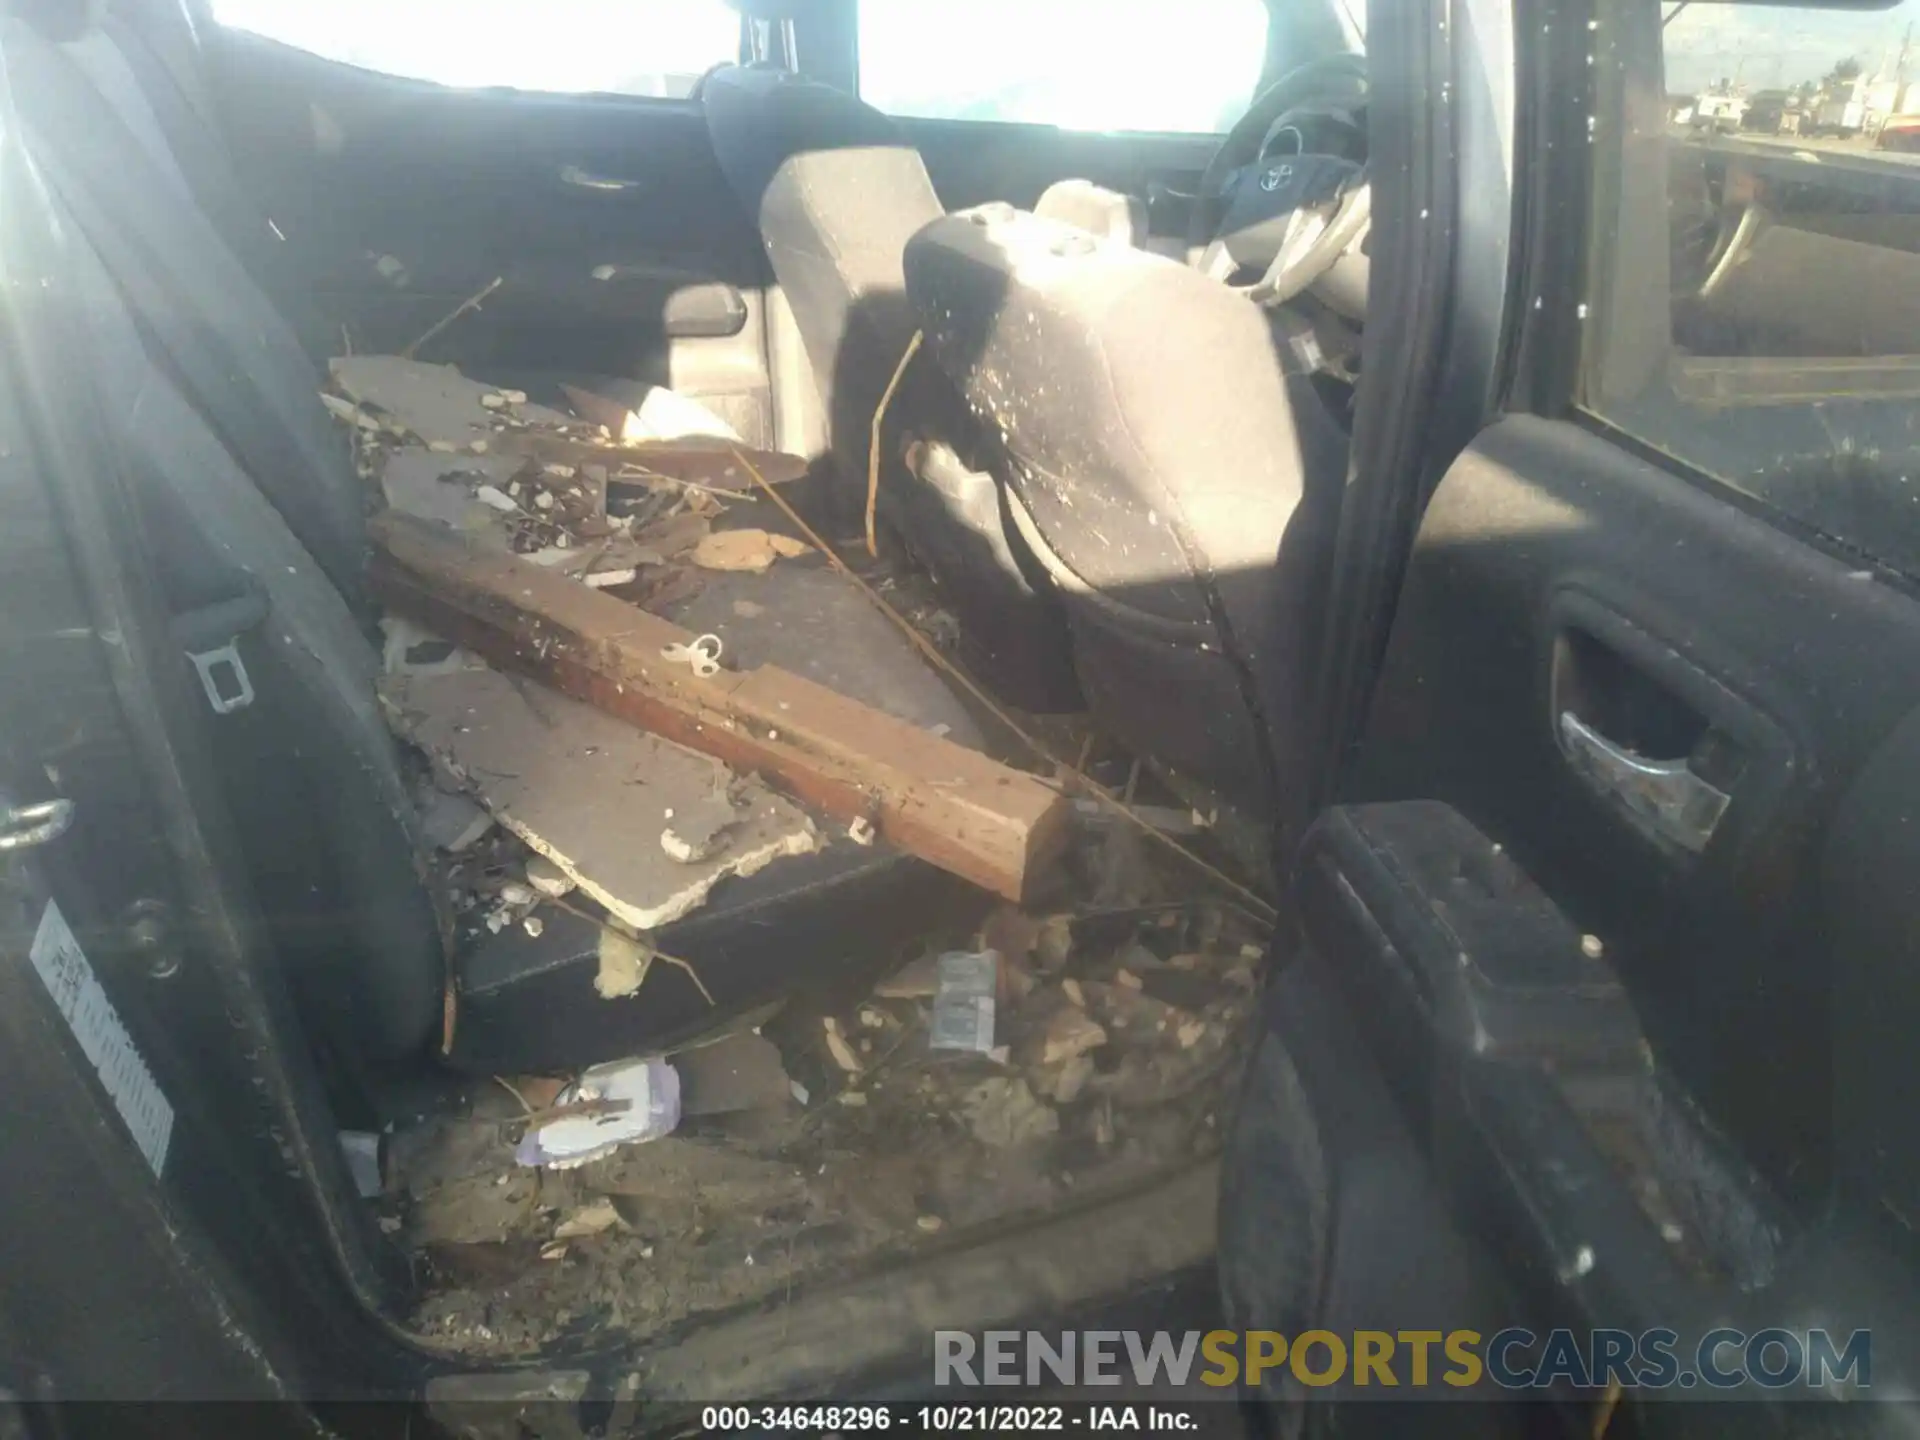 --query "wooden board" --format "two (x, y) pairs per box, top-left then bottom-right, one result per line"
(369, 512), (1070, 902)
